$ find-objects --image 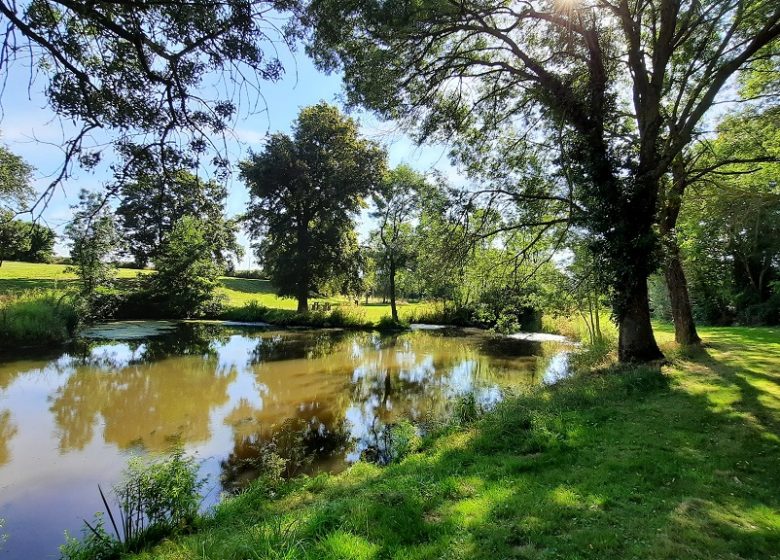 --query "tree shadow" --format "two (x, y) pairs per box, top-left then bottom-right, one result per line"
(143, 331), (780, 559)
(220, 277), (276, 295)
